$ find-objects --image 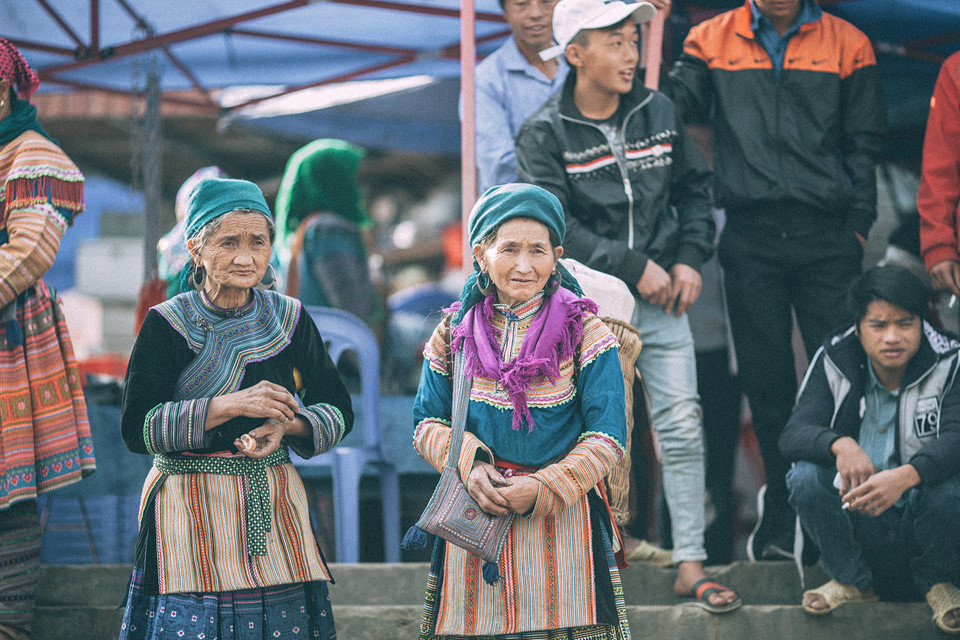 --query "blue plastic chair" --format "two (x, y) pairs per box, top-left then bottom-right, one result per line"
(291, 306), (401, 563)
